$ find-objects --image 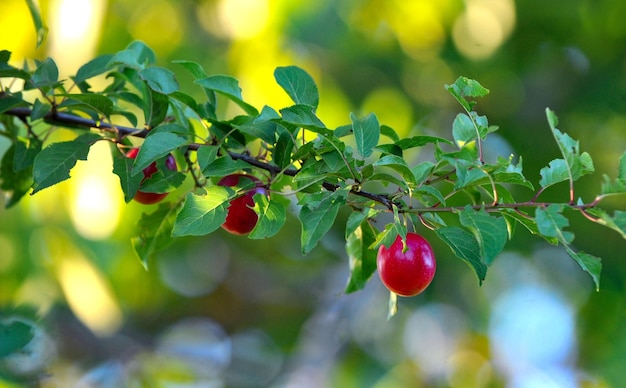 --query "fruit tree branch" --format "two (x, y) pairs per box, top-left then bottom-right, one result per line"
(5, 107), (396, 210)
